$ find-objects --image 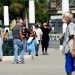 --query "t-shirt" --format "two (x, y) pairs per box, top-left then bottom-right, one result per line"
(63, 22), (75, 53)
(42, 27), (50, 40)
(68, 22), (75, 36)
(12, 24), (22, 39)
(34, 28), (43, 40)
(63, 23), (67, 33)
(21, 26), (30, 38)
